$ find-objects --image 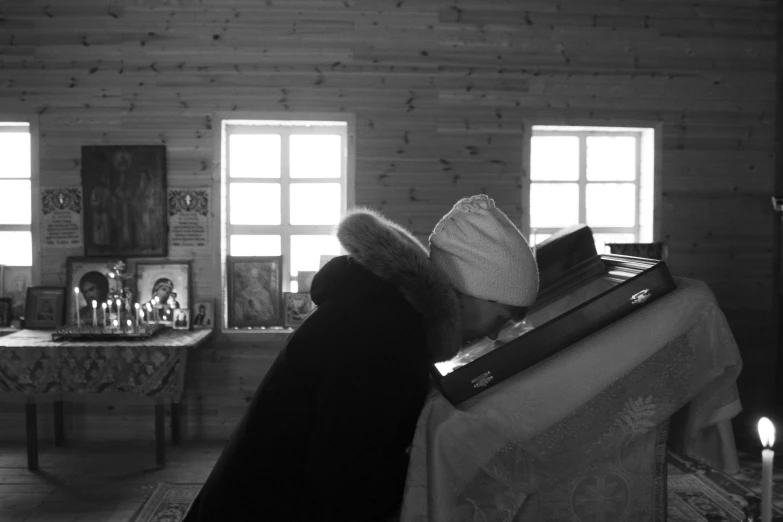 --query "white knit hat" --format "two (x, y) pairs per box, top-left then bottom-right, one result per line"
(429, 194), (539, 307)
